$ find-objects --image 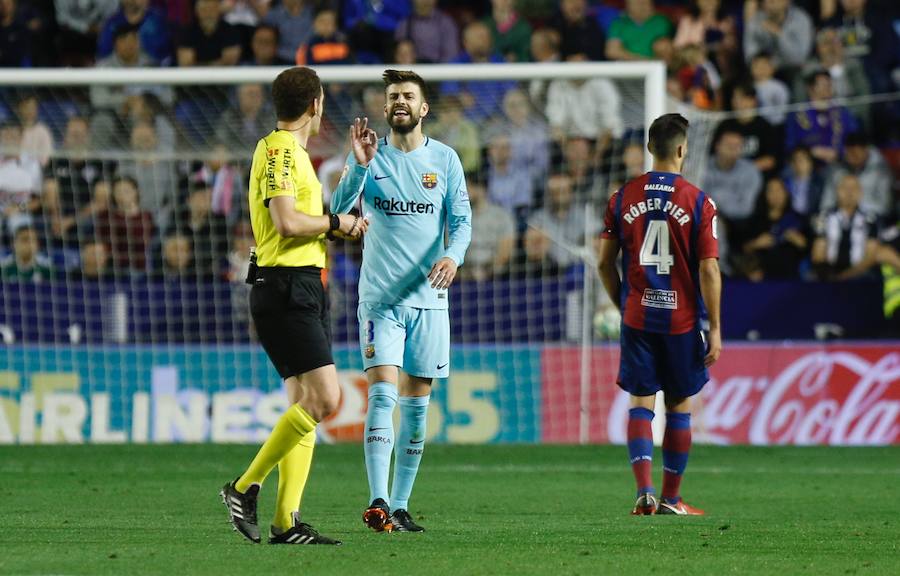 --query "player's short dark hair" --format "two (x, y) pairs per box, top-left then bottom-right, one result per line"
(648, 113), (689, 159)
(272, 67), (321, 122)
(383, 69), (428, 102)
